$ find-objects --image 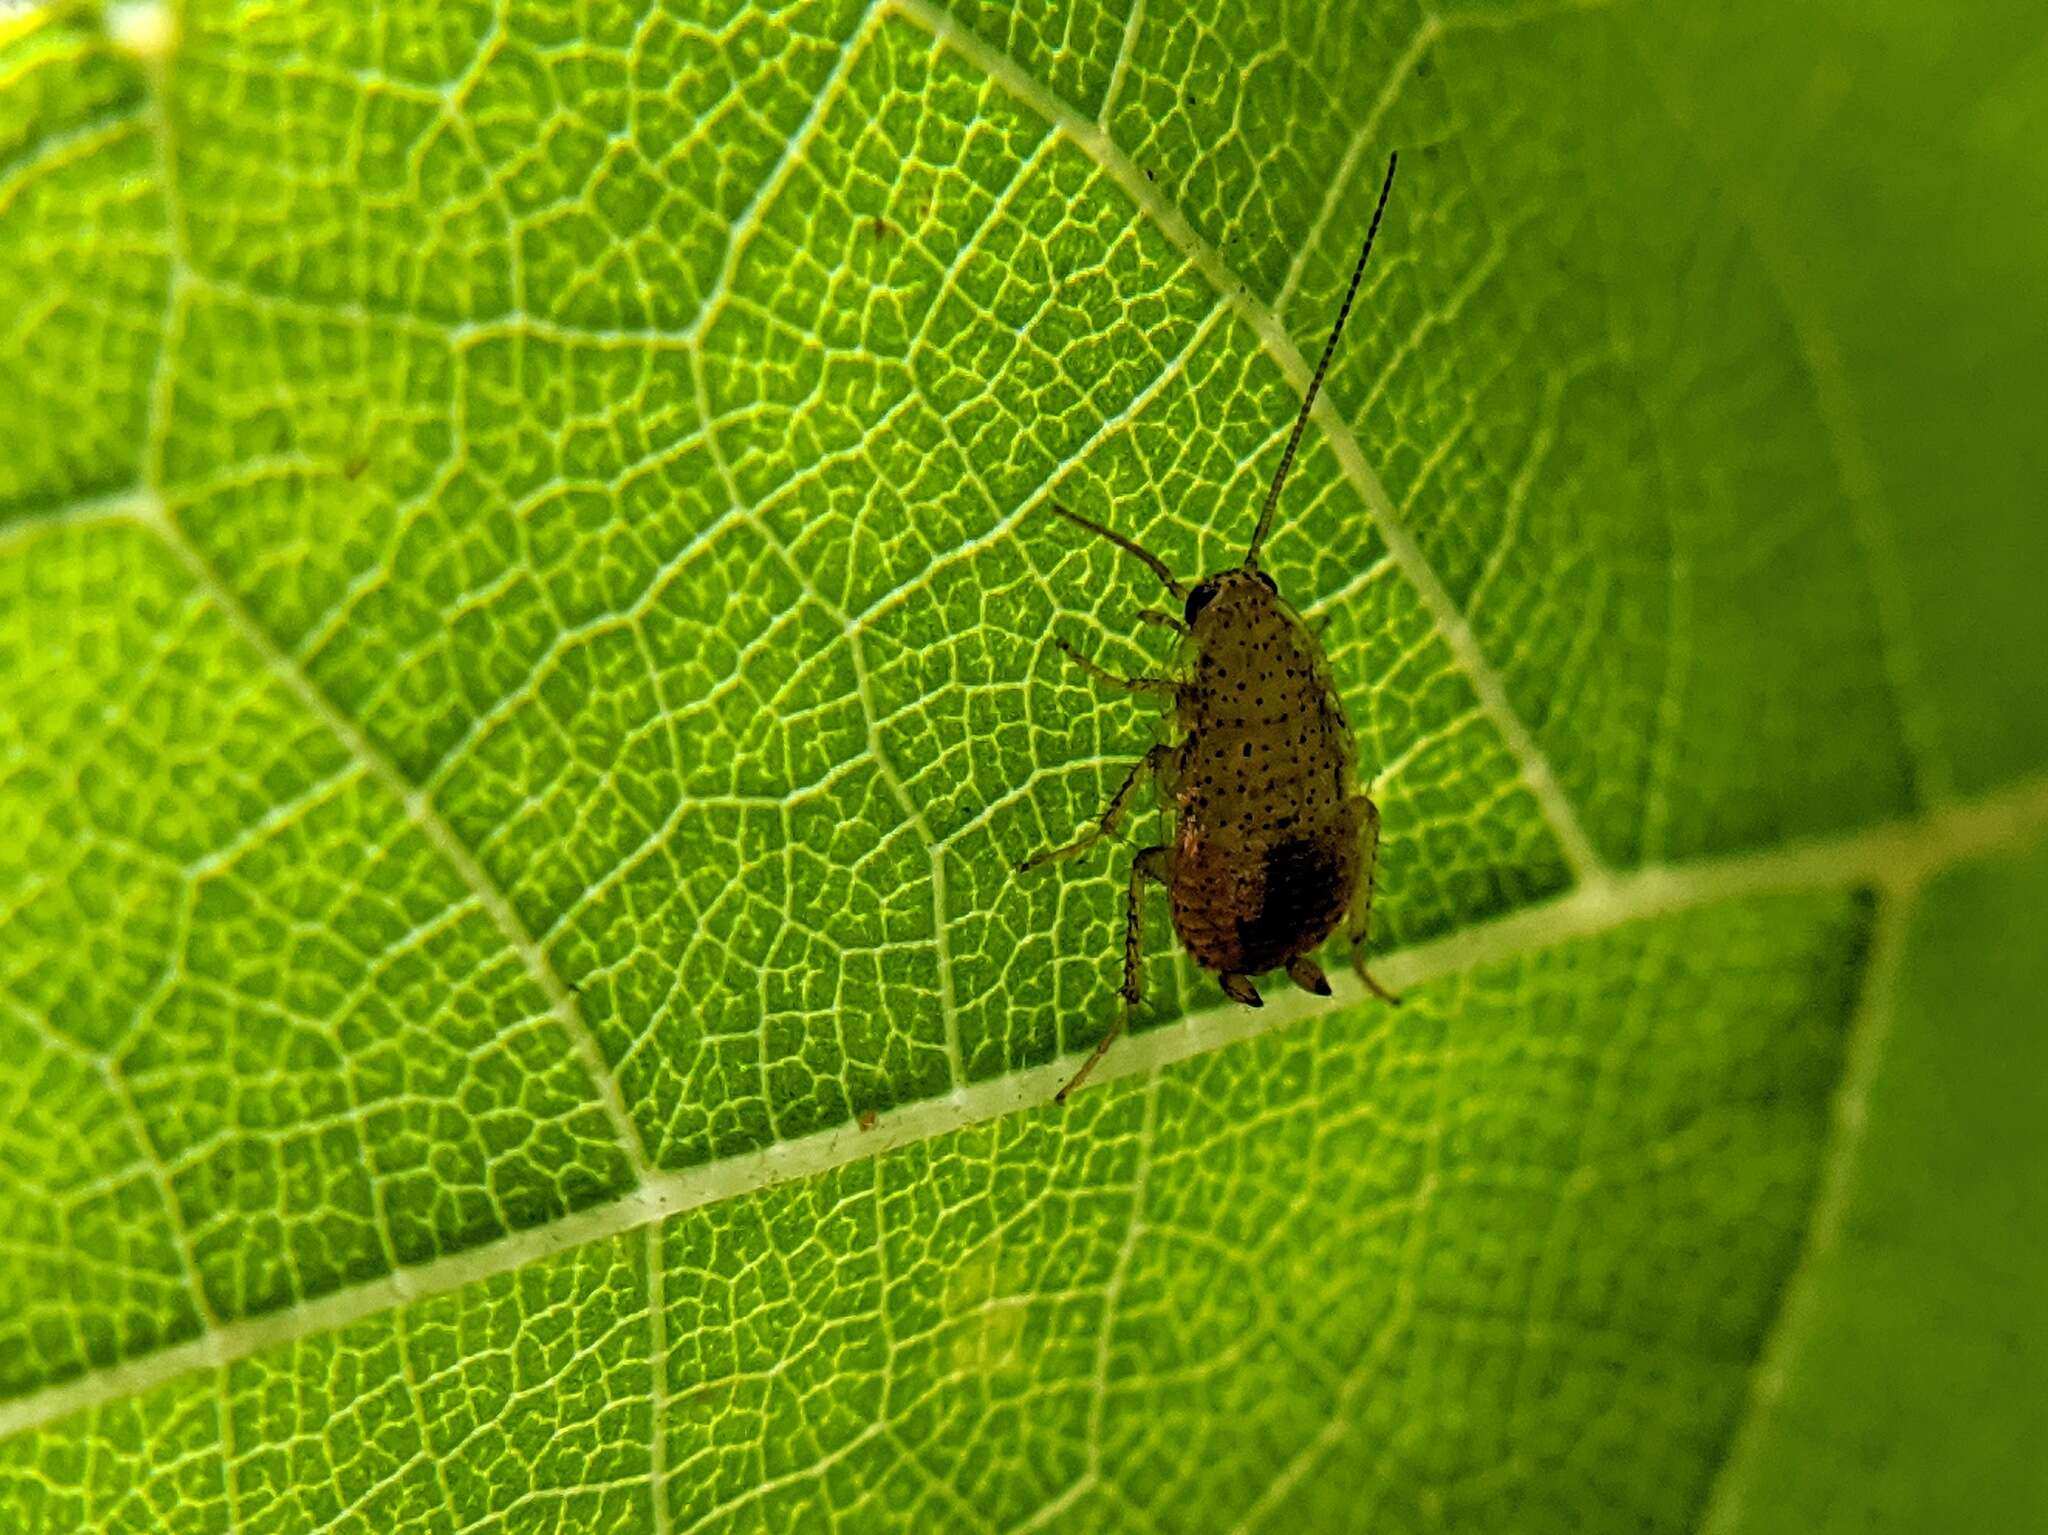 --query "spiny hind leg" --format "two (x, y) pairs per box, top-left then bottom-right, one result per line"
(1057, 845), (1169, 1104)
(1054, 636), (1177, 695)
(1347, 795), (1400, 1004)
(1017, 743), (1174, 873)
